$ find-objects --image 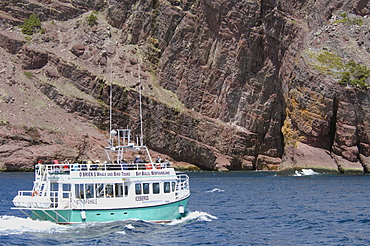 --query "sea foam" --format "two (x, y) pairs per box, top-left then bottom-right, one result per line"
(0, 215), (67, 235)
(294, 169), (320, 176)
(206, 188), (225, 193)
(169, 211), (217, 225)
